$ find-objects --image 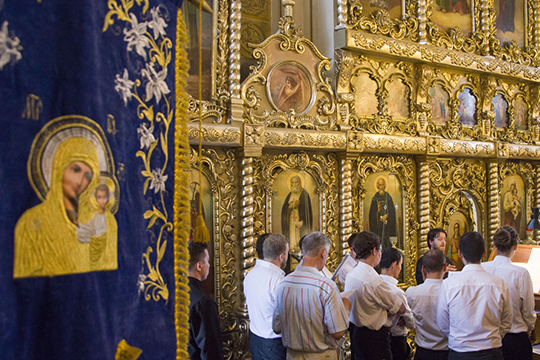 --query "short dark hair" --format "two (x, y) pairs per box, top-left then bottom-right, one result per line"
(459, 231), (485, 263)
(353, 231), (382, 260)
(427, 228), (446, 249)
(301, 232), (331, 257)
(347, 233), (360, 249)
(263, 234), (288, 260)
(422, 249), (446, 273)
(380, 248), (402, 269)
(188, 240), (208, 272)
(256, 233), (270, 259)
(493, 226), (519, 253)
